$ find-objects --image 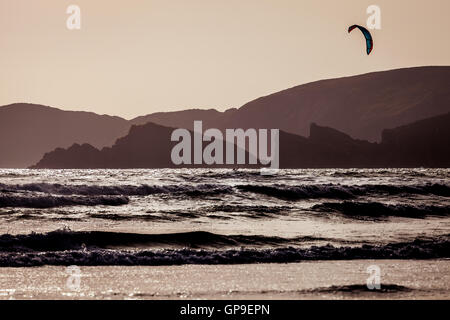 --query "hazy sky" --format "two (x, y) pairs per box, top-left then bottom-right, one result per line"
(1, 0), (449, 119)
